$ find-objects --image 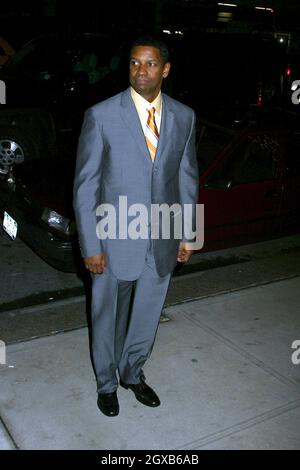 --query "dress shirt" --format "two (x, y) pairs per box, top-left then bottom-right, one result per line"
(130, 87), (162, 134)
